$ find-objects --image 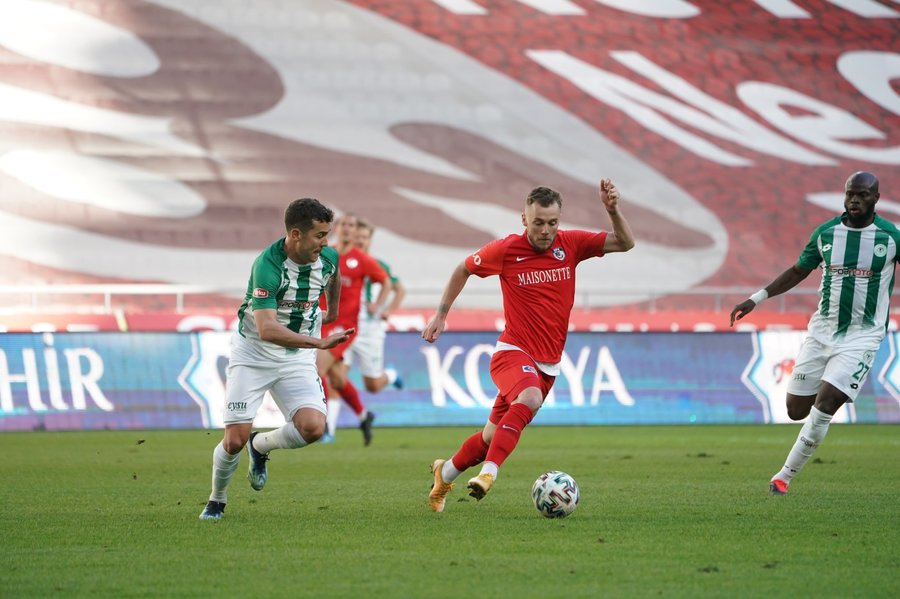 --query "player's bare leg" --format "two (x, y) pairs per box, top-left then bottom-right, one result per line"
(363, 368), (403, 393)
